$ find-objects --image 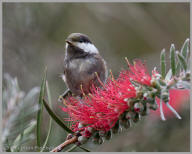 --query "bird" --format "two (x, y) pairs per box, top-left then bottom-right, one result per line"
(58, 33), (108, 101)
